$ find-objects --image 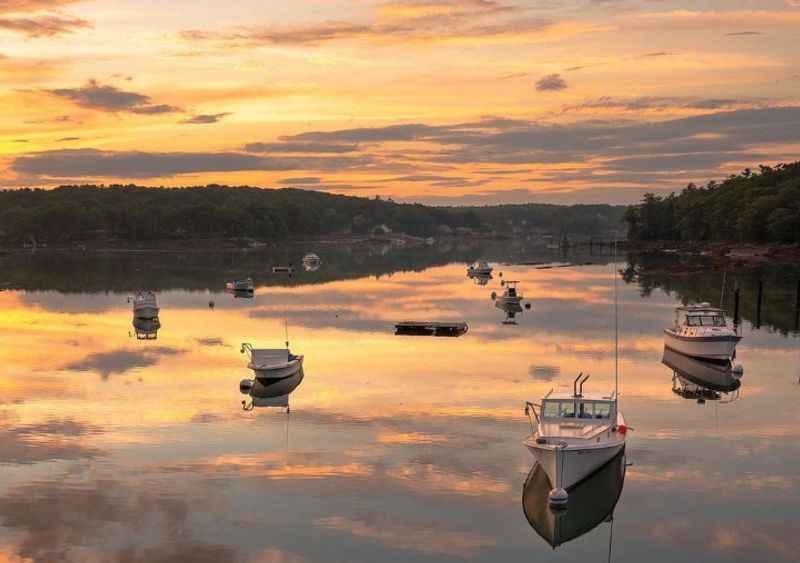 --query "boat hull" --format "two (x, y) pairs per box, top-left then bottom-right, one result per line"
(663, 329), (740, 361)
(251, 357), (303, 381)
(133, 305), (159, 319)
(525, 440), (625, 491)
